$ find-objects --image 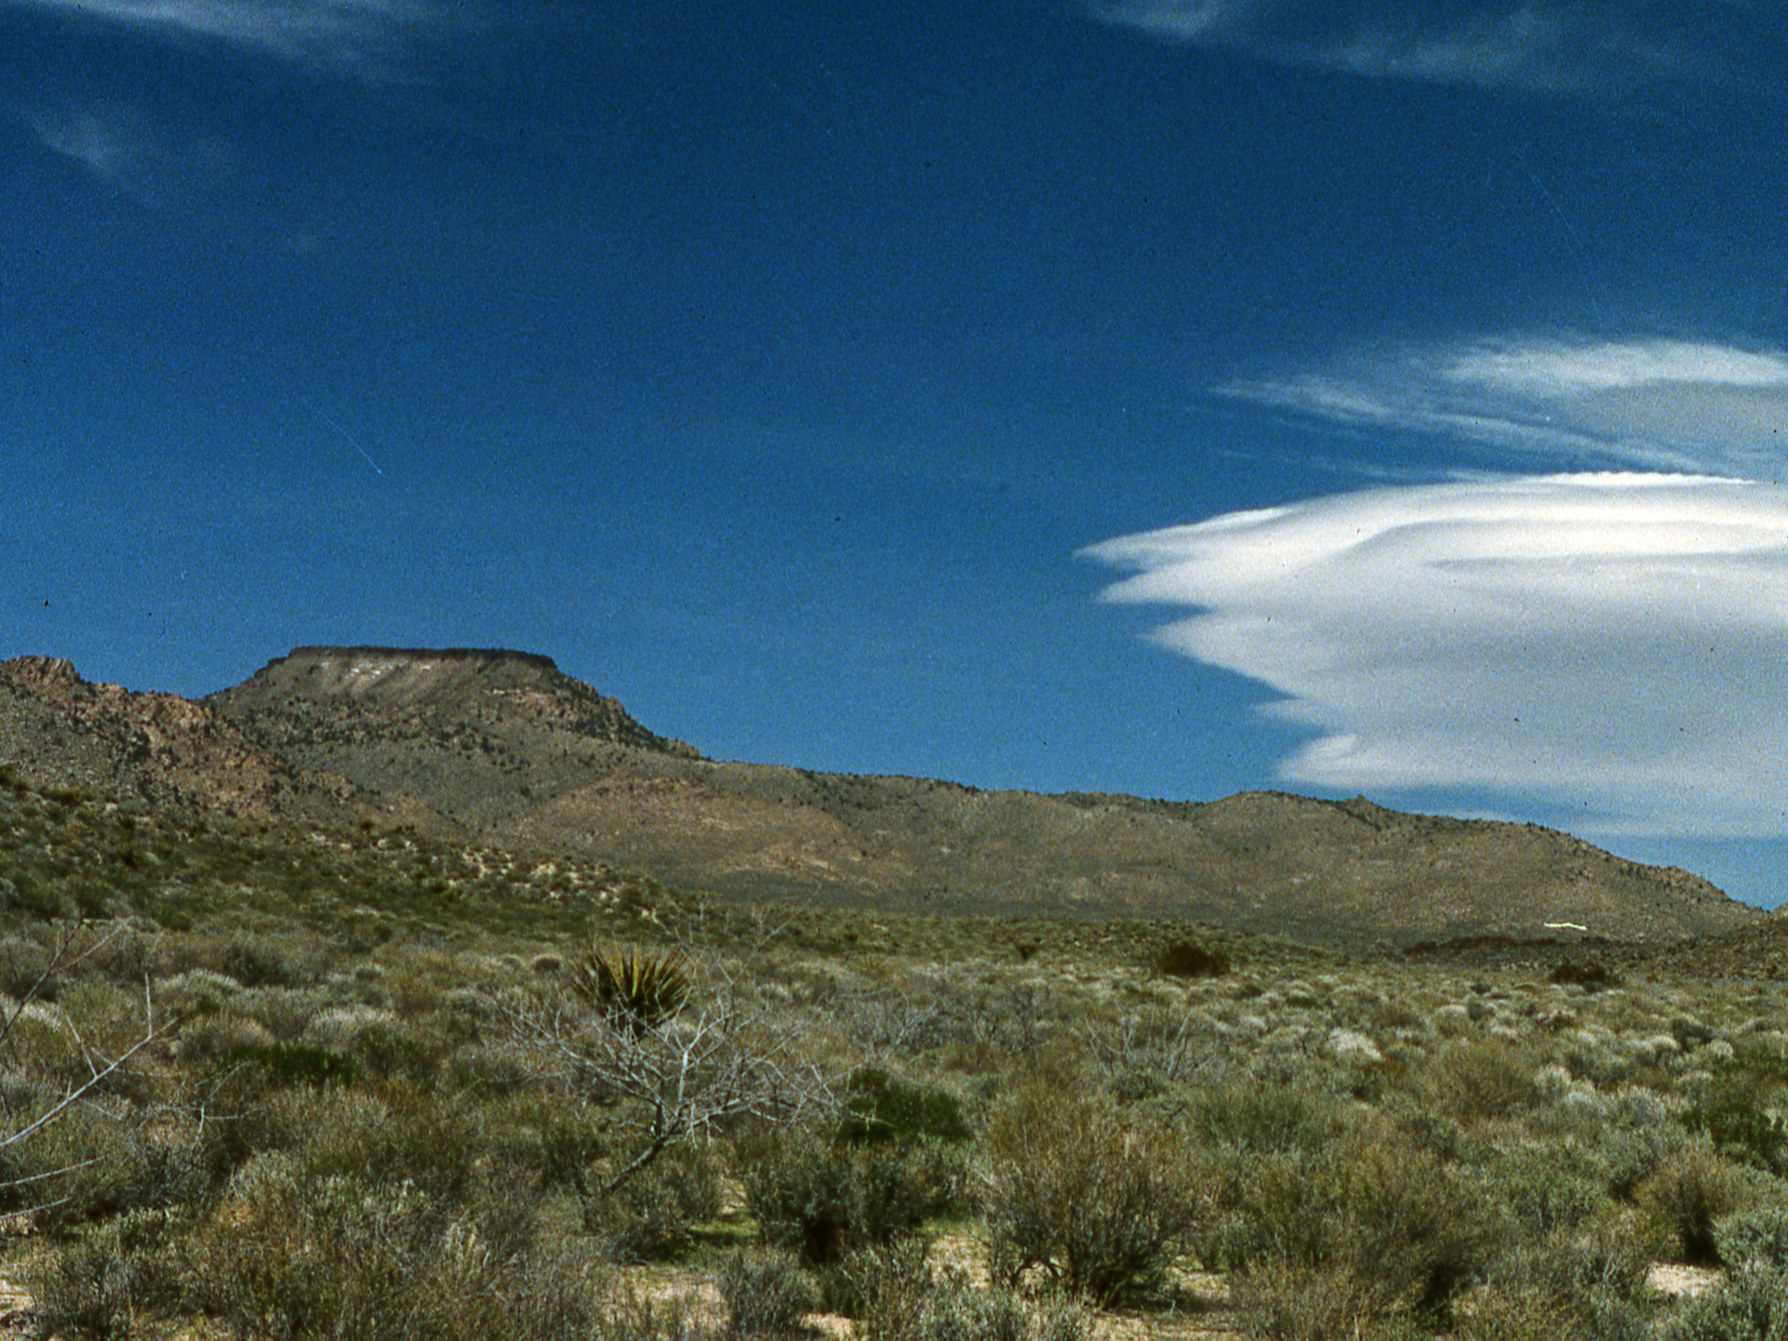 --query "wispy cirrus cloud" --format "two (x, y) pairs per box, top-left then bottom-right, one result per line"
(3, 0), (466, 77)
(1092, 0), (1718, 95)
(1224, 335), (1788, 477)
(32, 102), (234, 212)
(1086, 473), (1788, 838)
